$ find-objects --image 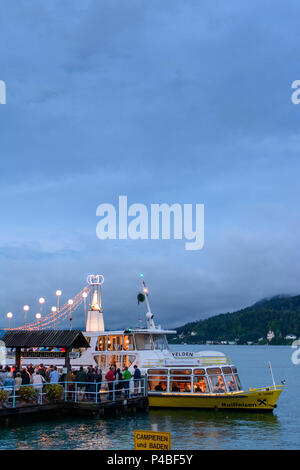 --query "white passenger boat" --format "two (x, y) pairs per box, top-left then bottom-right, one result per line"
(5, 274), (284, 411)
